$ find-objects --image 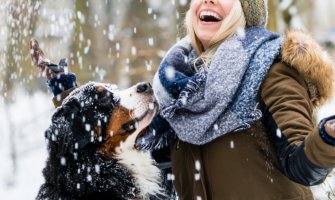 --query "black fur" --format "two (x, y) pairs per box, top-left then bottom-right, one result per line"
(37, 82), (139, 200)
